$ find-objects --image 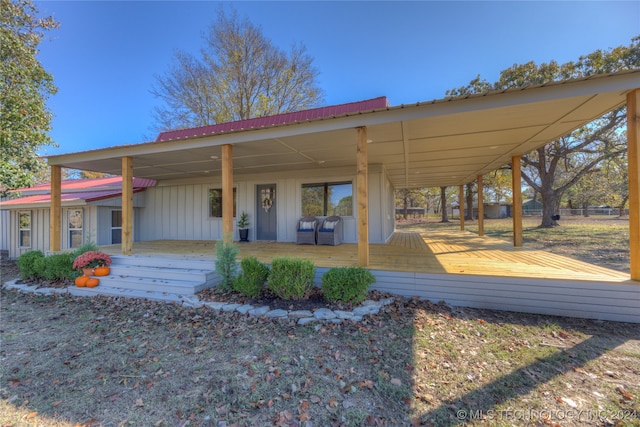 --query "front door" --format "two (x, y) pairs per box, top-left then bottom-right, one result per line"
(256, 184), (277, 240)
